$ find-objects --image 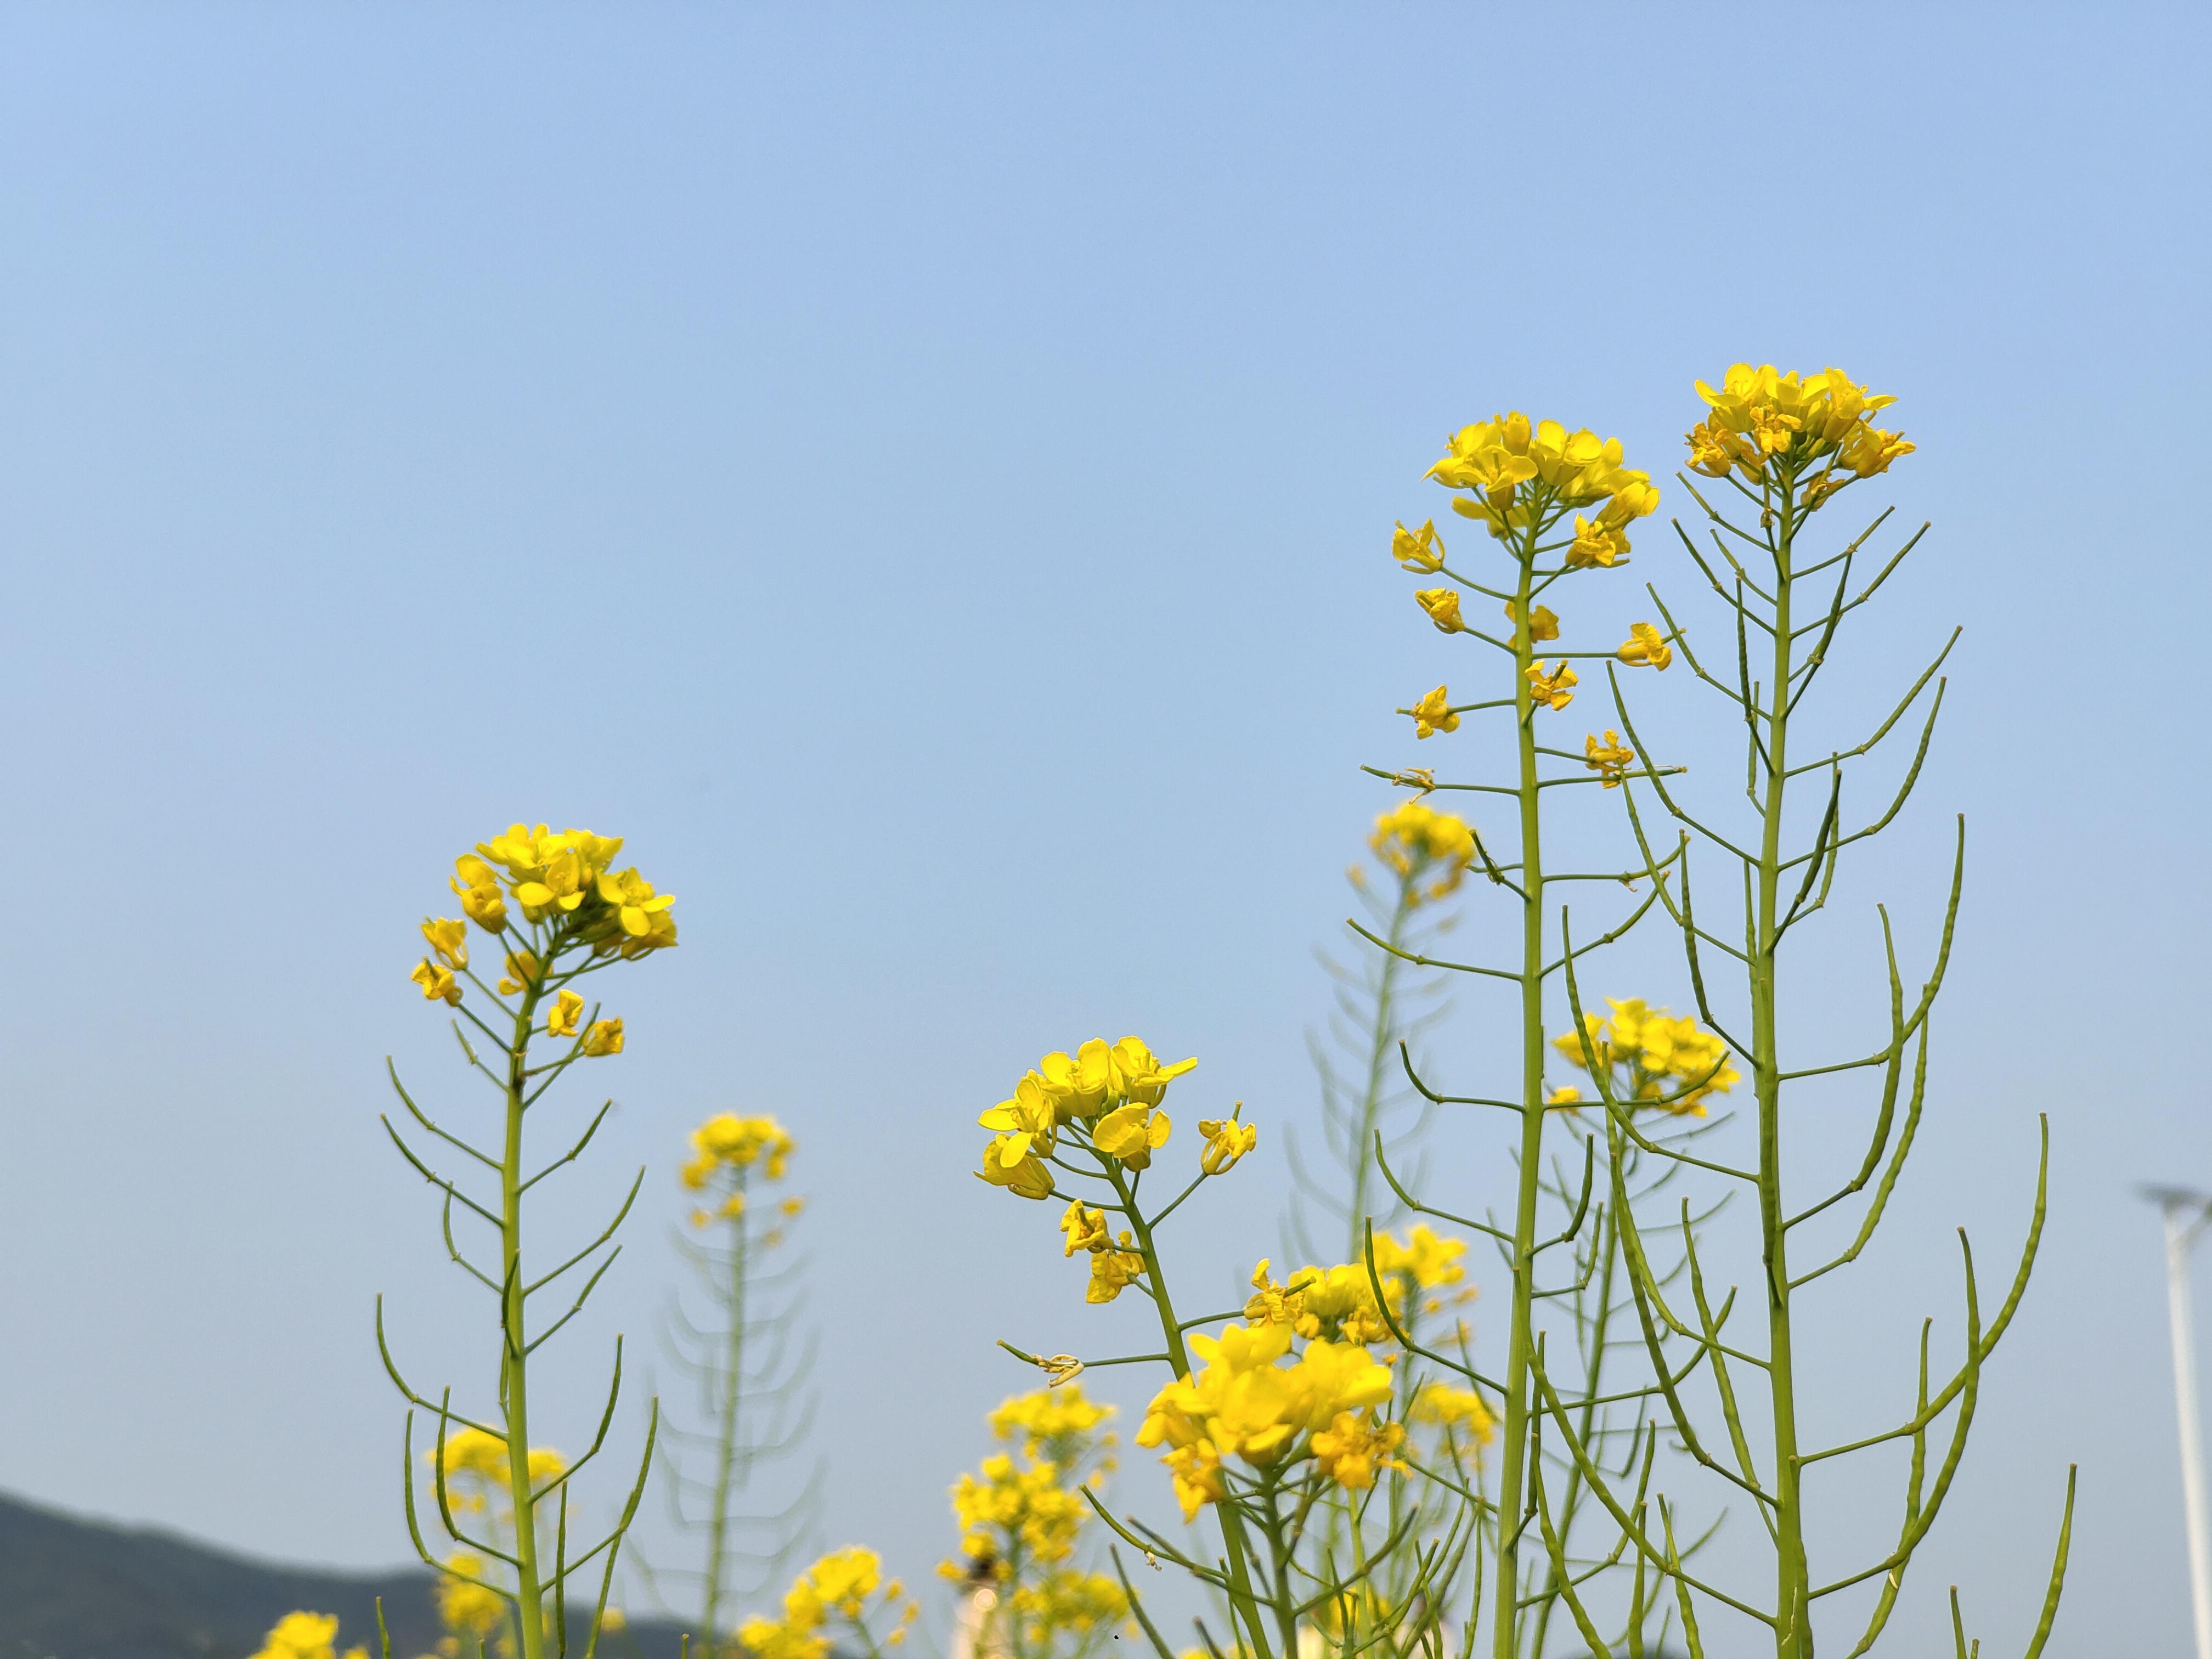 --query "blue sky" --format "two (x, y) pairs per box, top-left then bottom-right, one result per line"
(0, 5), (2204, 1655)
